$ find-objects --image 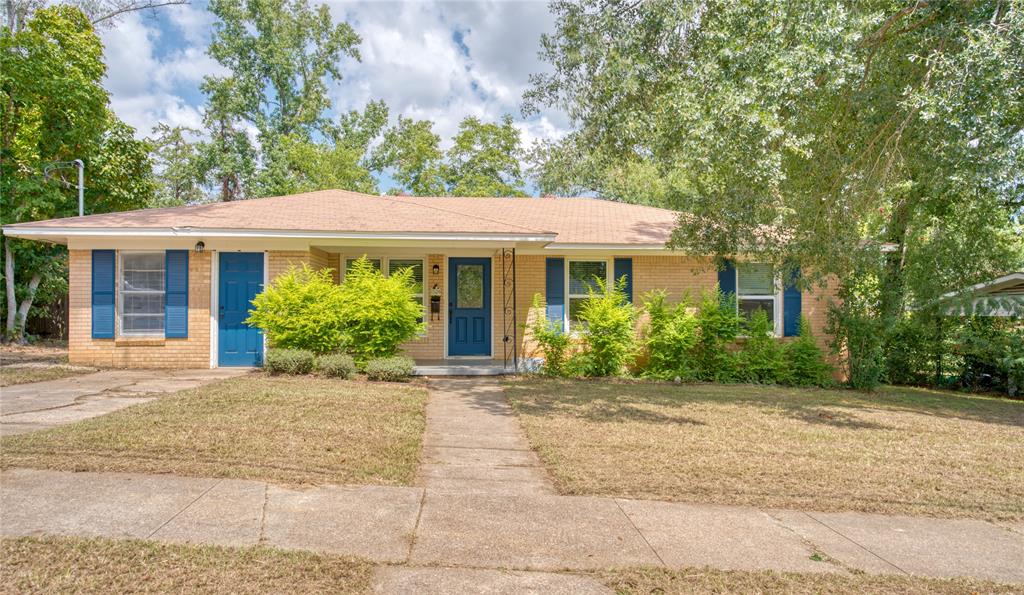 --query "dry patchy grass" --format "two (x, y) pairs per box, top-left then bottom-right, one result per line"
(603, 566), (1020, 594)
(0, 340), (68, 365)
(506, 379), (1024, 519)
(0, 365), (95, 387)
(1, 375), (427, 486)
(1, 536), (372, 594)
